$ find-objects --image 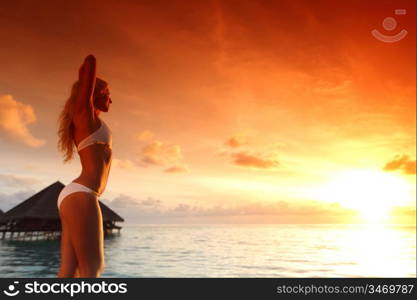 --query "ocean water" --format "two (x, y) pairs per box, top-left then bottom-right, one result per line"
(0, 224), (415, 278)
